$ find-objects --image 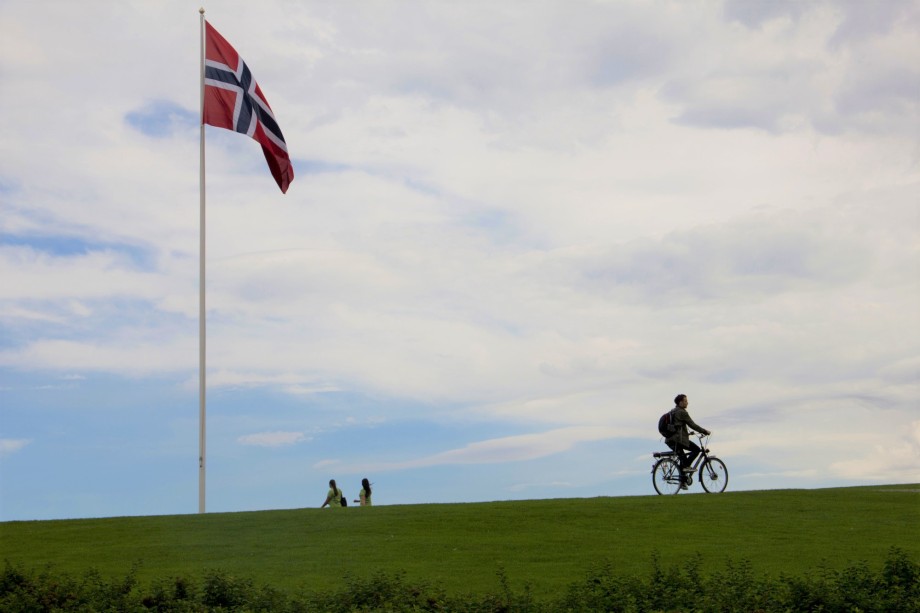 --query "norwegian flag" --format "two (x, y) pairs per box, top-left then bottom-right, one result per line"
(203, 21), (294, 193)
